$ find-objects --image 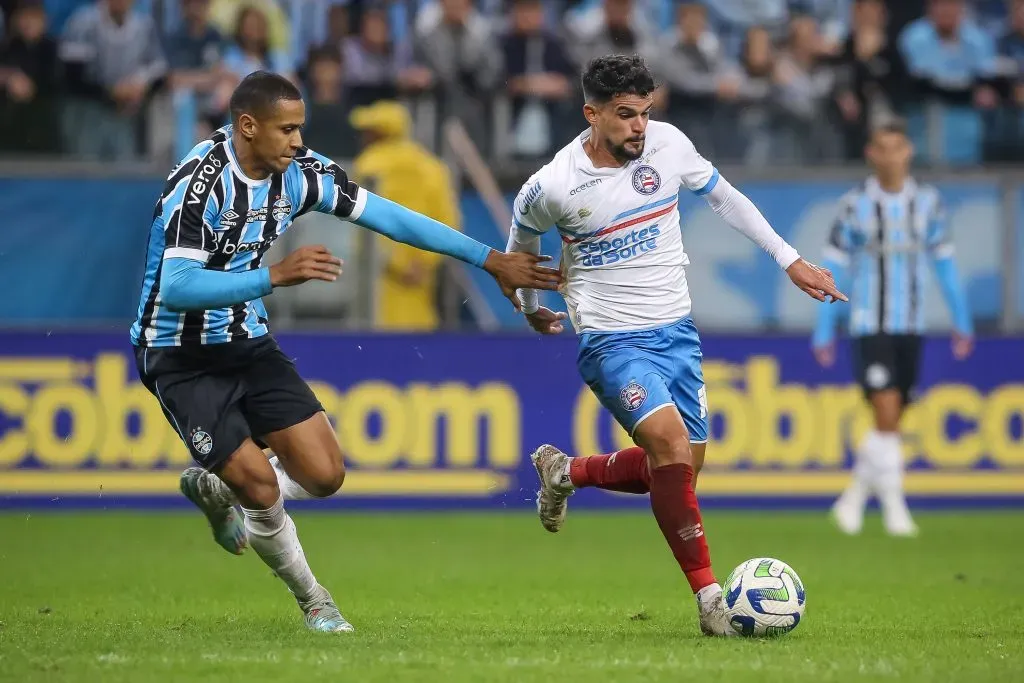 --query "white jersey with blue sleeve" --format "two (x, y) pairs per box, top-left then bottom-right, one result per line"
(510, 120), (799, 333)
